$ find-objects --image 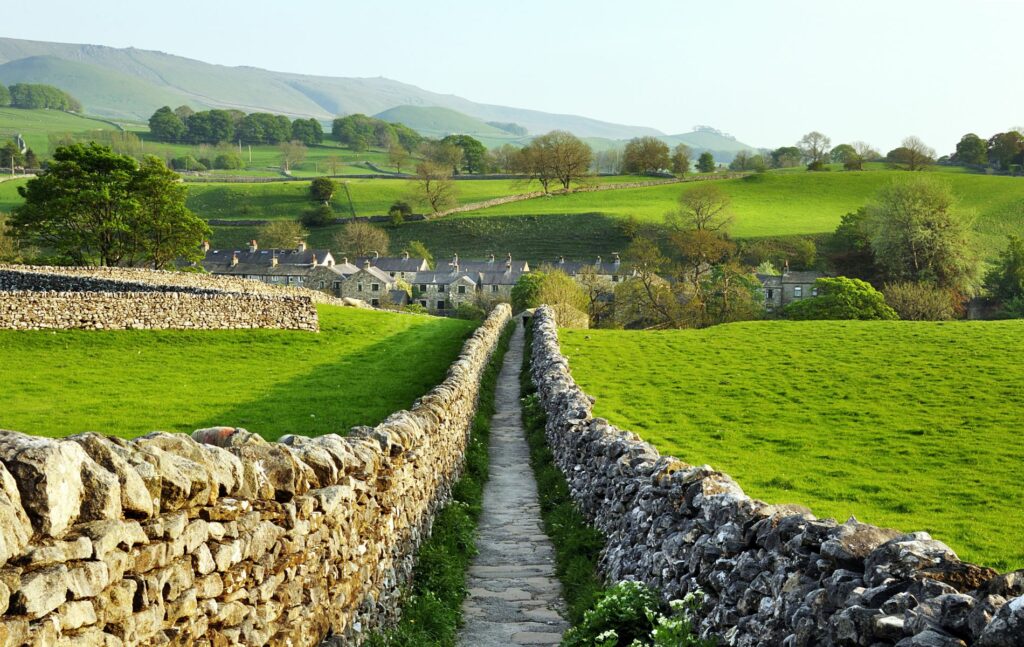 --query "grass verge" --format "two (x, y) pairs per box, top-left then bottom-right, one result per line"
(366, 320), (513, 646)
(519, 323), (606, 625)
